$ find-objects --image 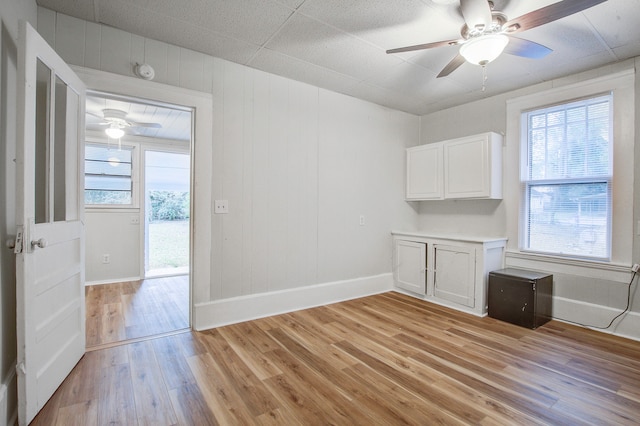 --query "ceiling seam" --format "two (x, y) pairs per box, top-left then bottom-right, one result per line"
(582, 14), (618, 62)
(245, 7), (301, 66)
